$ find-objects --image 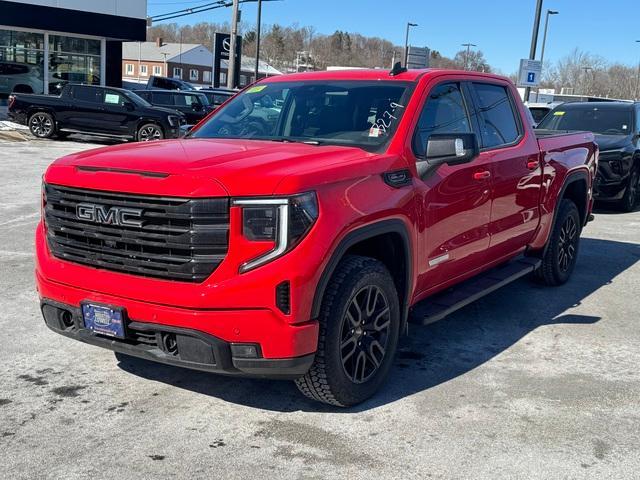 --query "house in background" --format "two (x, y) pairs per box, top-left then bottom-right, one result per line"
(122, 39), (281, 88)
